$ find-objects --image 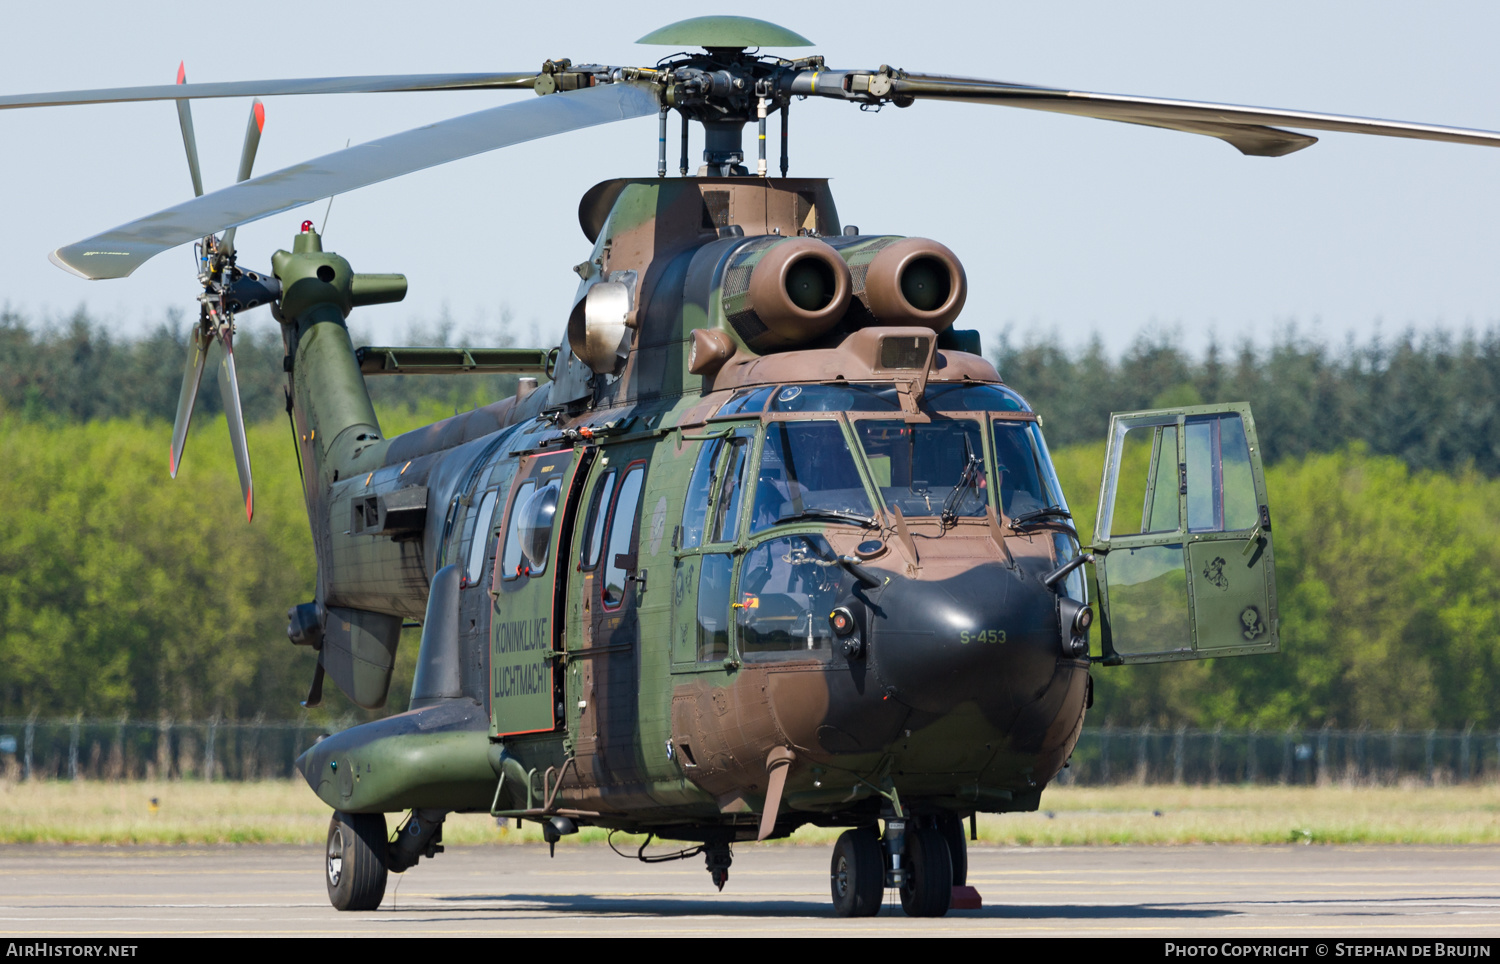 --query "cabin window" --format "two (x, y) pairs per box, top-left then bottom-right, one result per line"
(602, 463), (645, 609)
(1186, 413), (1258, 532)
(749, 420), (873, 532)
(737, 535), (841, 658)
(464, 488), (500, 585)
(499, 481), (535, 581)
(581, 469), (617, 570)
(854, 419), (987, 520)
